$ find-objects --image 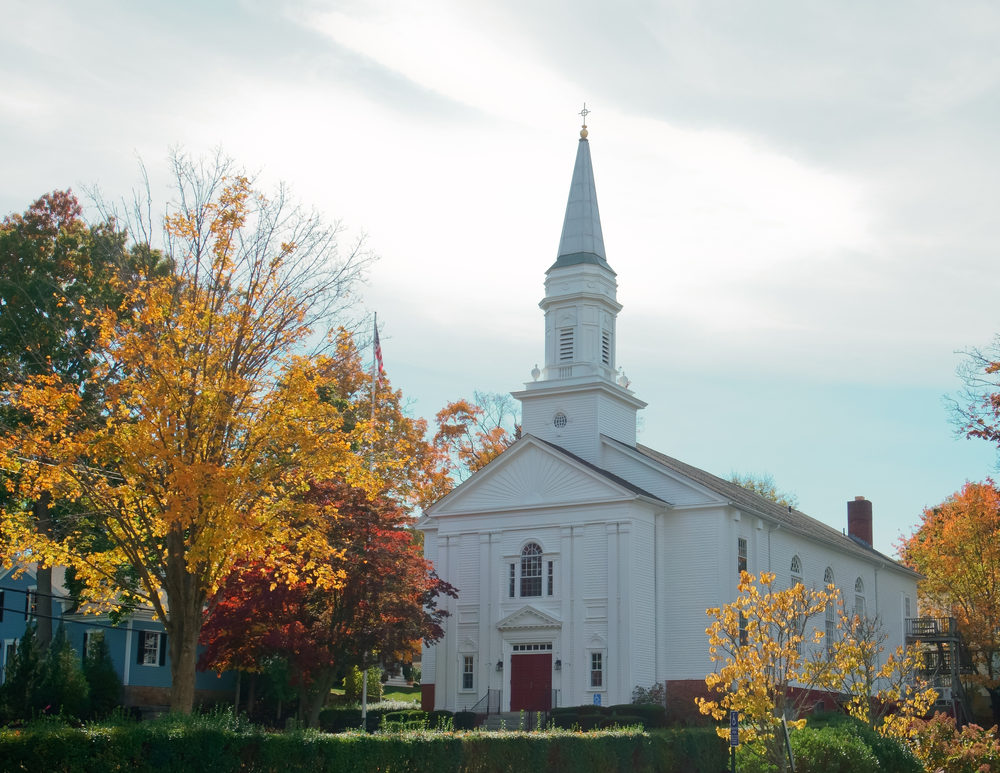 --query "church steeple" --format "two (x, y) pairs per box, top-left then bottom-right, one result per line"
(550, 123), (610, 272)
(512, 113), (646, 463)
